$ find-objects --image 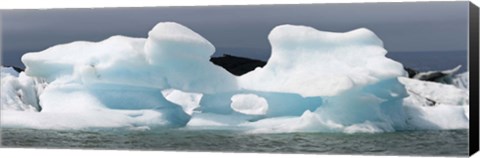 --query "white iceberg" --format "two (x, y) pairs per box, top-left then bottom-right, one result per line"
(0, 22), (469, 133)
